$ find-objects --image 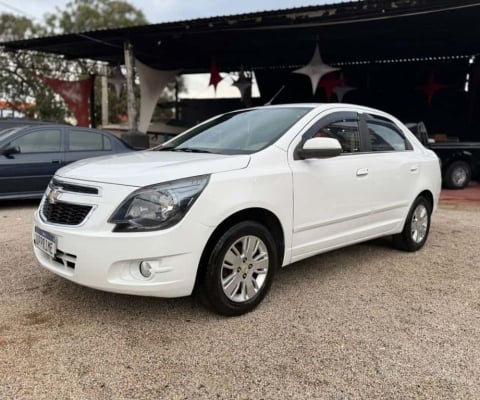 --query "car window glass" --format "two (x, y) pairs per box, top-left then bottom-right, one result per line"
(0, 127), (23, 140)
(158, 107), (312, 155)
(313, 119), (360, 153)
(367, 122), (408, 151)
(69, 130), (111, 151)
(11, 129), (61, 153)
(102, 135), (112, 150)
